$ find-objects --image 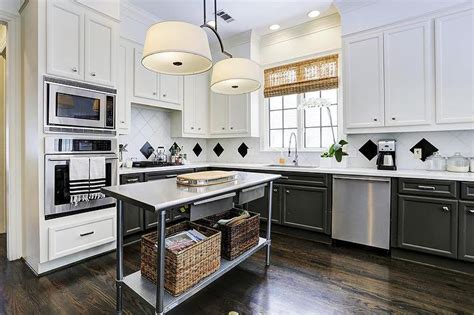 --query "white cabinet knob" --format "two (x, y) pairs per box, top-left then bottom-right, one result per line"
(392, 117), (396, 121)
(221, 127), (225, 130)
(198, 127), (201, 130)
(373, 118), (378, 121)
(72, 67), (78, 72)
(162, 94), (167, 98)
(91, 72), (96, 77)
(191, 127), (194, 130)
(152, 92), (157, 95)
